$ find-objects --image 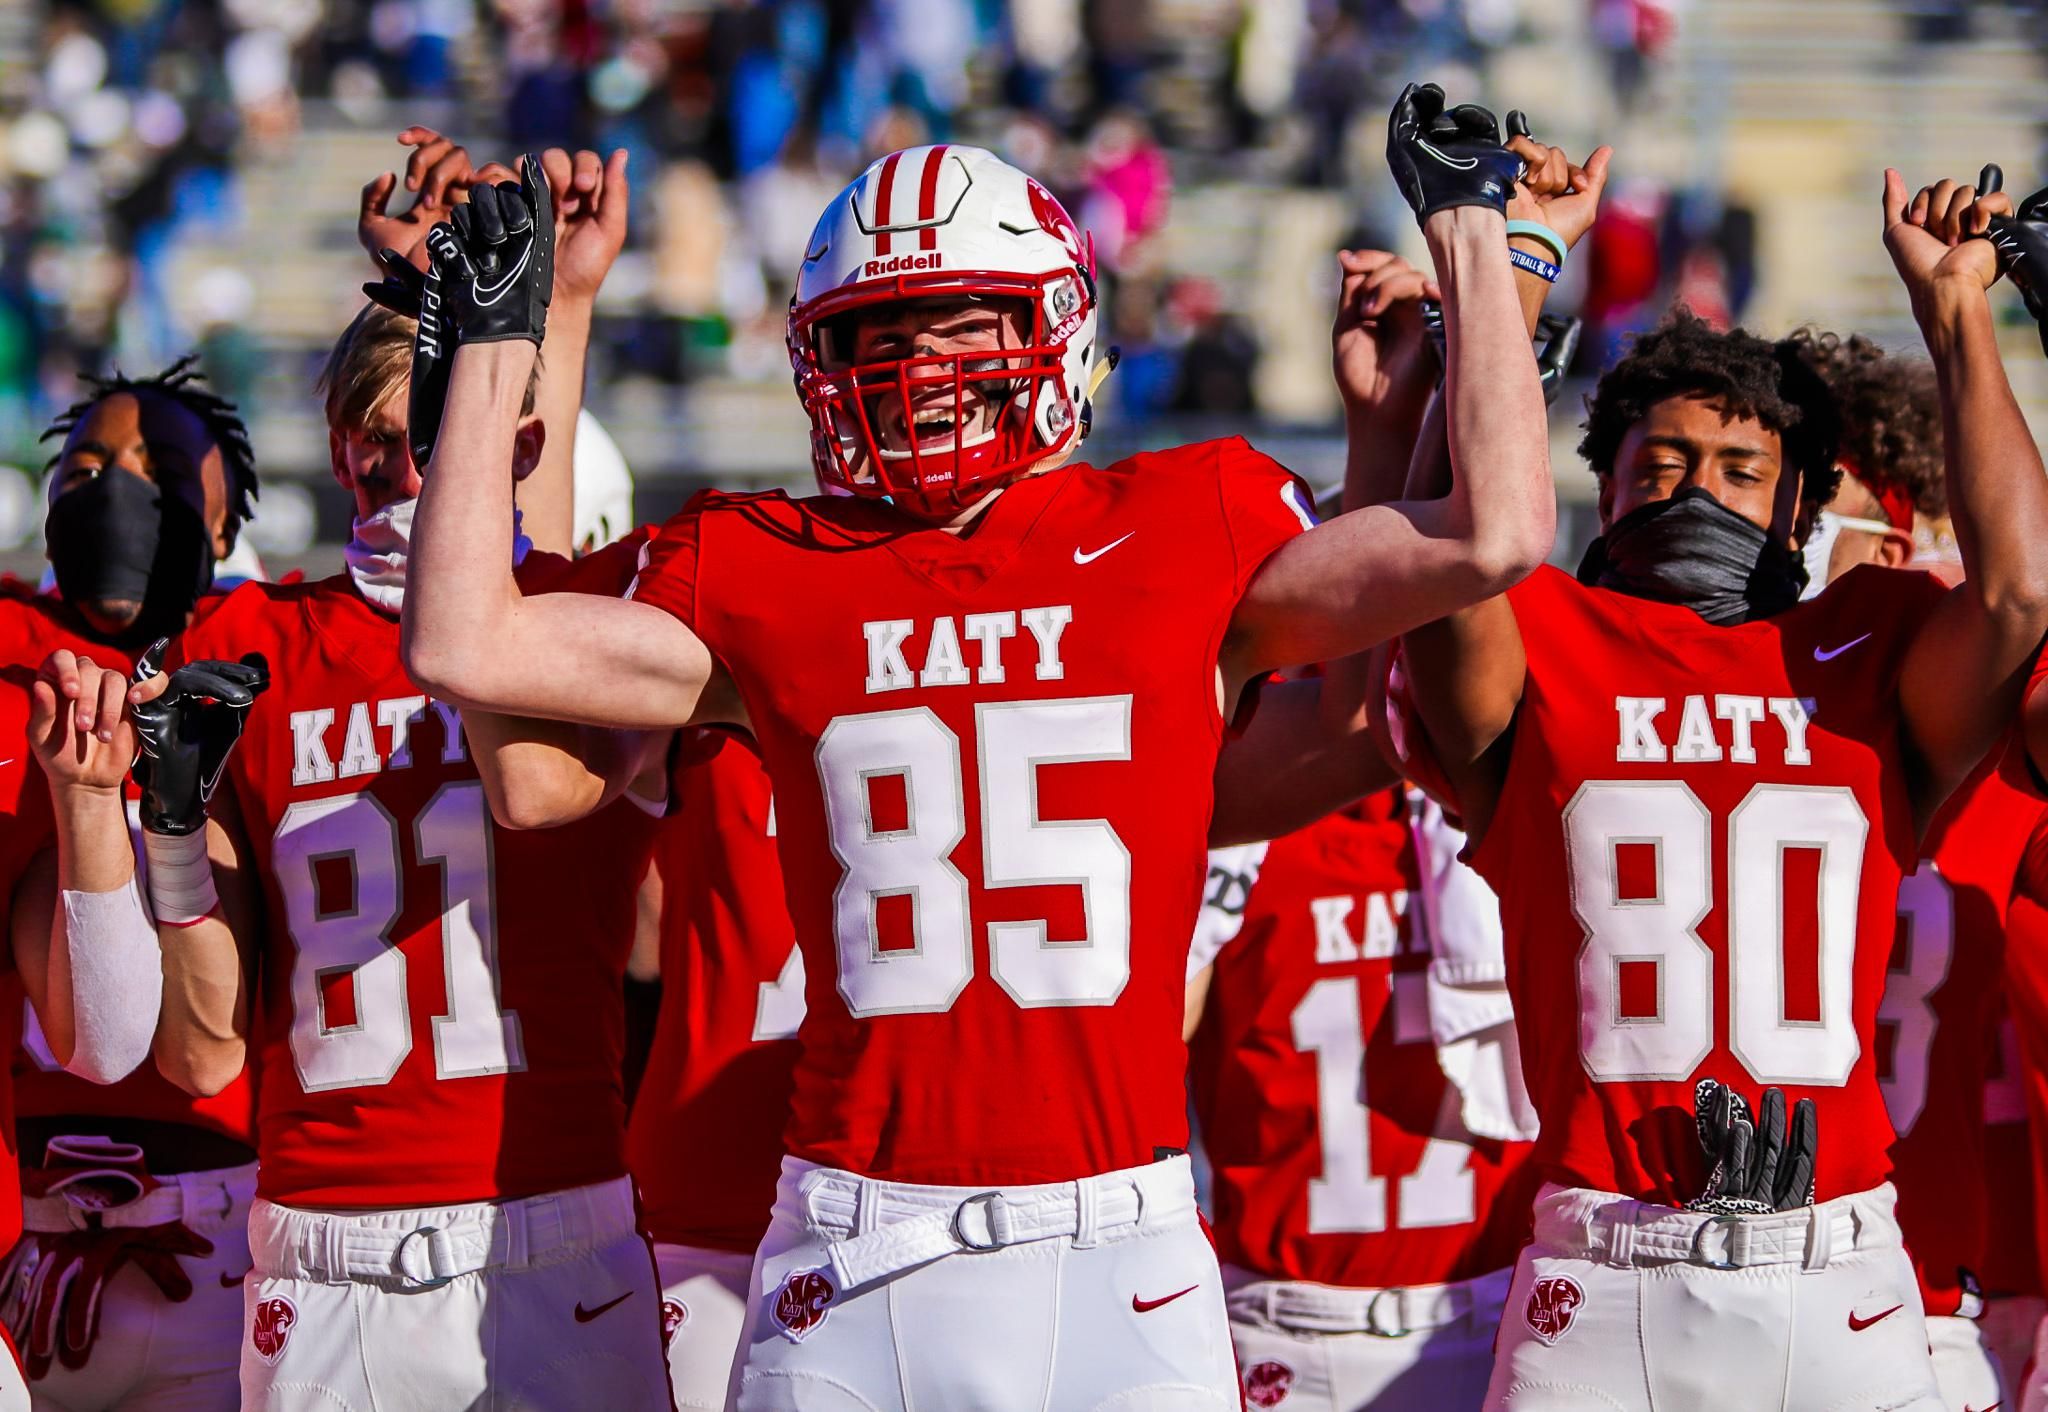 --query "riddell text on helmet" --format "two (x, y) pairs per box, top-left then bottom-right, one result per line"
(864, 252), (945, 277)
